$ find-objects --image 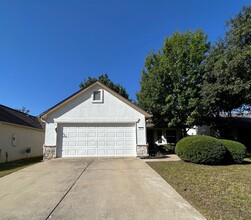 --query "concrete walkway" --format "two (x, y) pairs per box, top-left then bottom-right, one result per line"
(141, 154), (181, 162)
(0, 158), (205, 220)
